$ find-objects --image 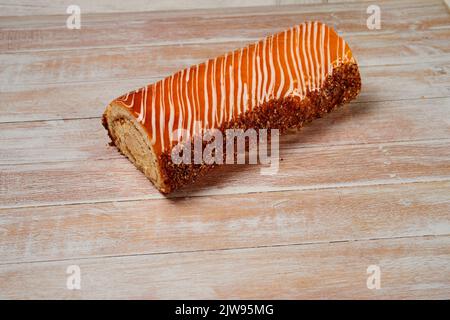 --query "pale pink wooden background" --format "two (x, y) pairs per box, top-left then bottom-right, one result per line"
(0, 0), (449, 299)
